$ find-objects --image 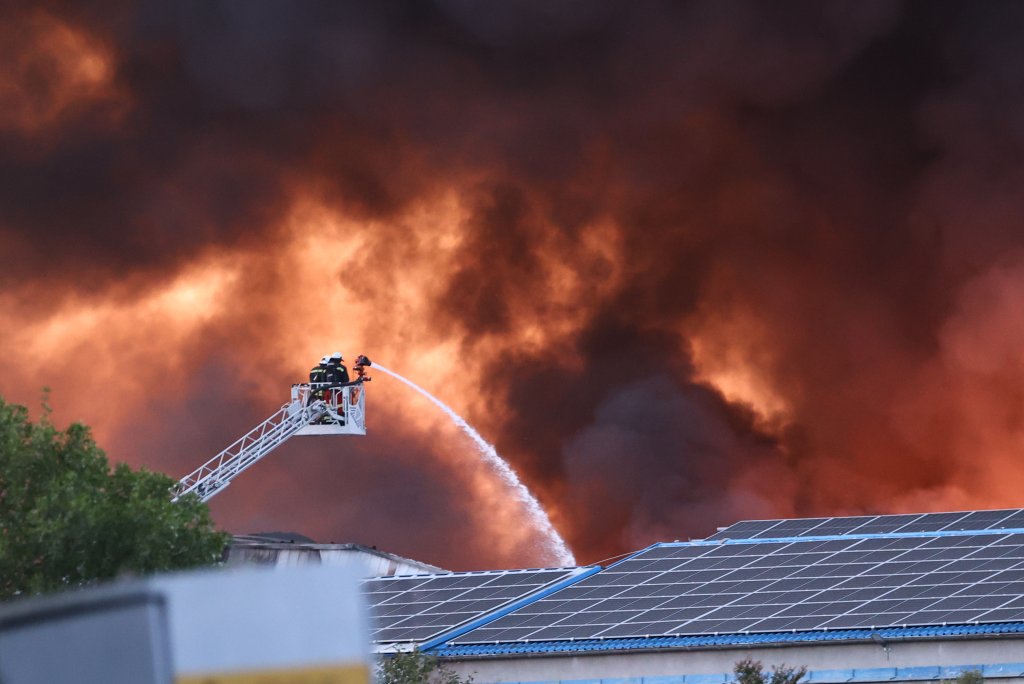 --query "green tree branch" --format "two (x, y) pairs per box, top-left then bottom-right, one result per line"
(0, 396), (229, 599)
